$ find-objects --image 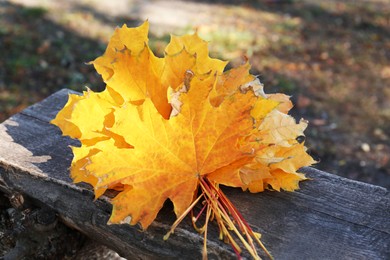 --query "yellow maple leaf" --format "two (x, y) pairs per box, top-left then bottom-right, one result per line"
(51, 21), (315, 259)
